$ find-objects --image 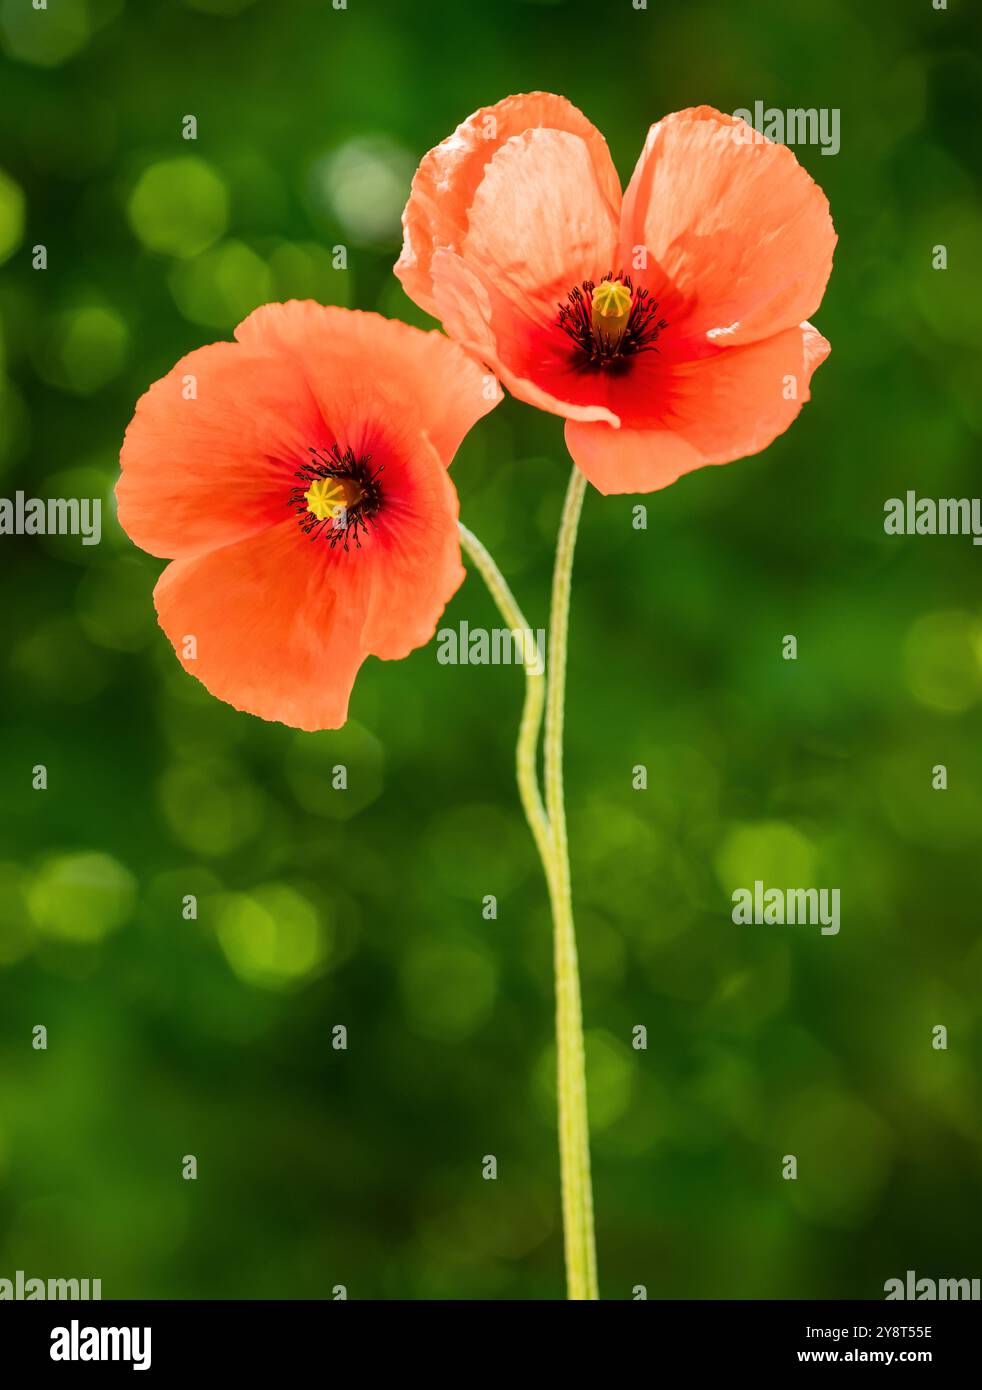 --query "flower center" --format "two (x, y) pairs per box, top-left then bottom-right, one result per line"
(289, 444), (383, 550)
(305, 477), (360, 522)
(558, 272), (667, 367)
